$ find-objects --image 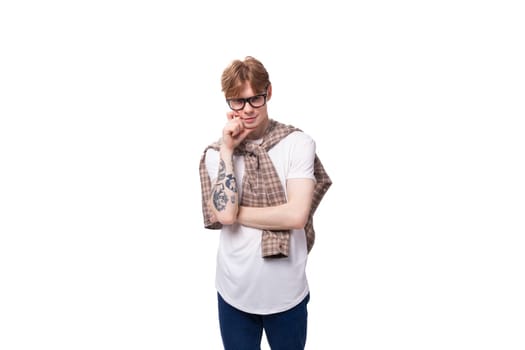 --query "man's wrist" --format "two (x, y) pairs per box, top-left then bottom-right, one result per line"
(219, 144), (234, 159)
